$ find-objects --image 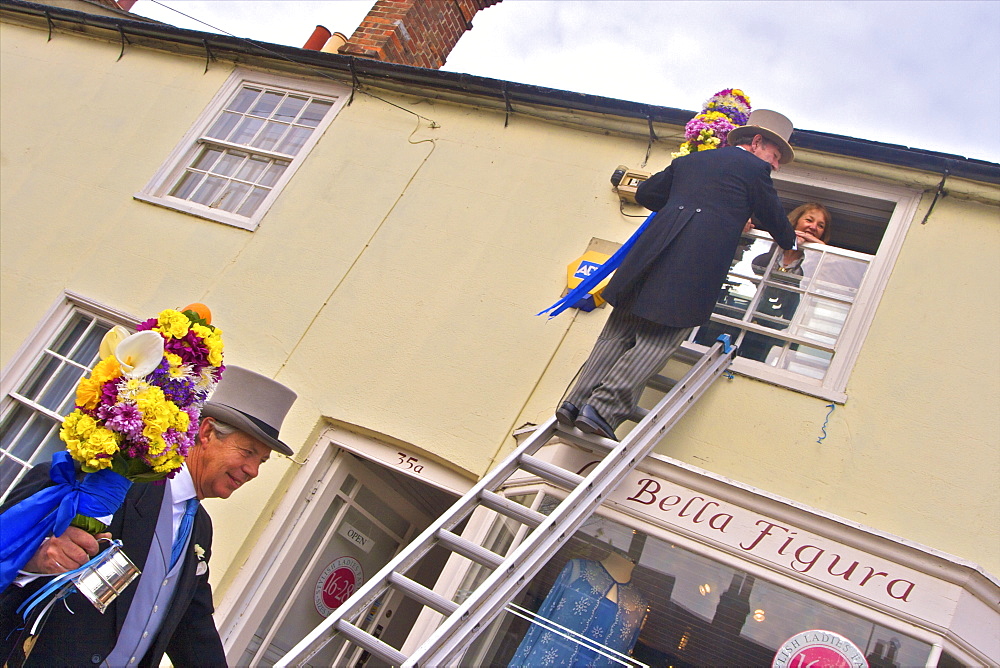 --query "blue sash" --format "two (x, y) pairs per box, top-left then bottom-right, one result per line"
(0, 451), (131, 590)
(537, 212), (656, 319)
